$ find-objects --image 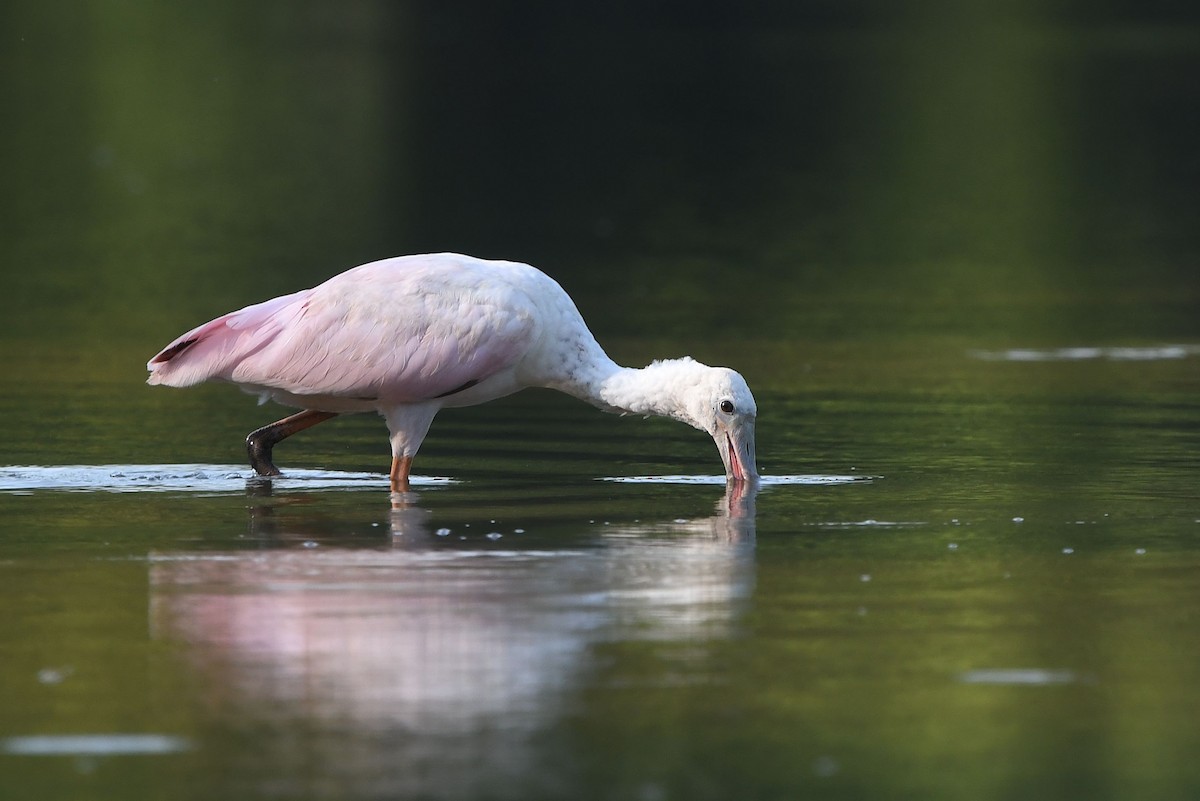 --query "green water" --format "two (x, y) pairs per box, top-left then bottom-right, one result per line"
(3, 4), (1199, 800)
